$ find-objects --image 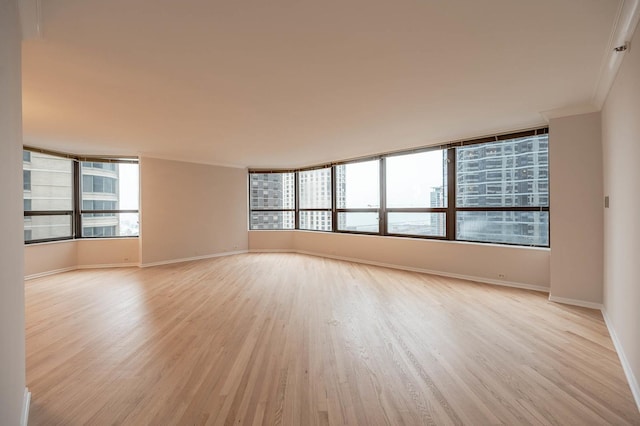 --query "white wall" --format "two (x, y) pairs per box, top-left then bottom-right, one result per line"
(0, 0), (27, 424)
(140, 157), (248, 266)
(250, 230), (550, 290)
(602, 23), (640, 405)
(548, 112), (604, 305)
